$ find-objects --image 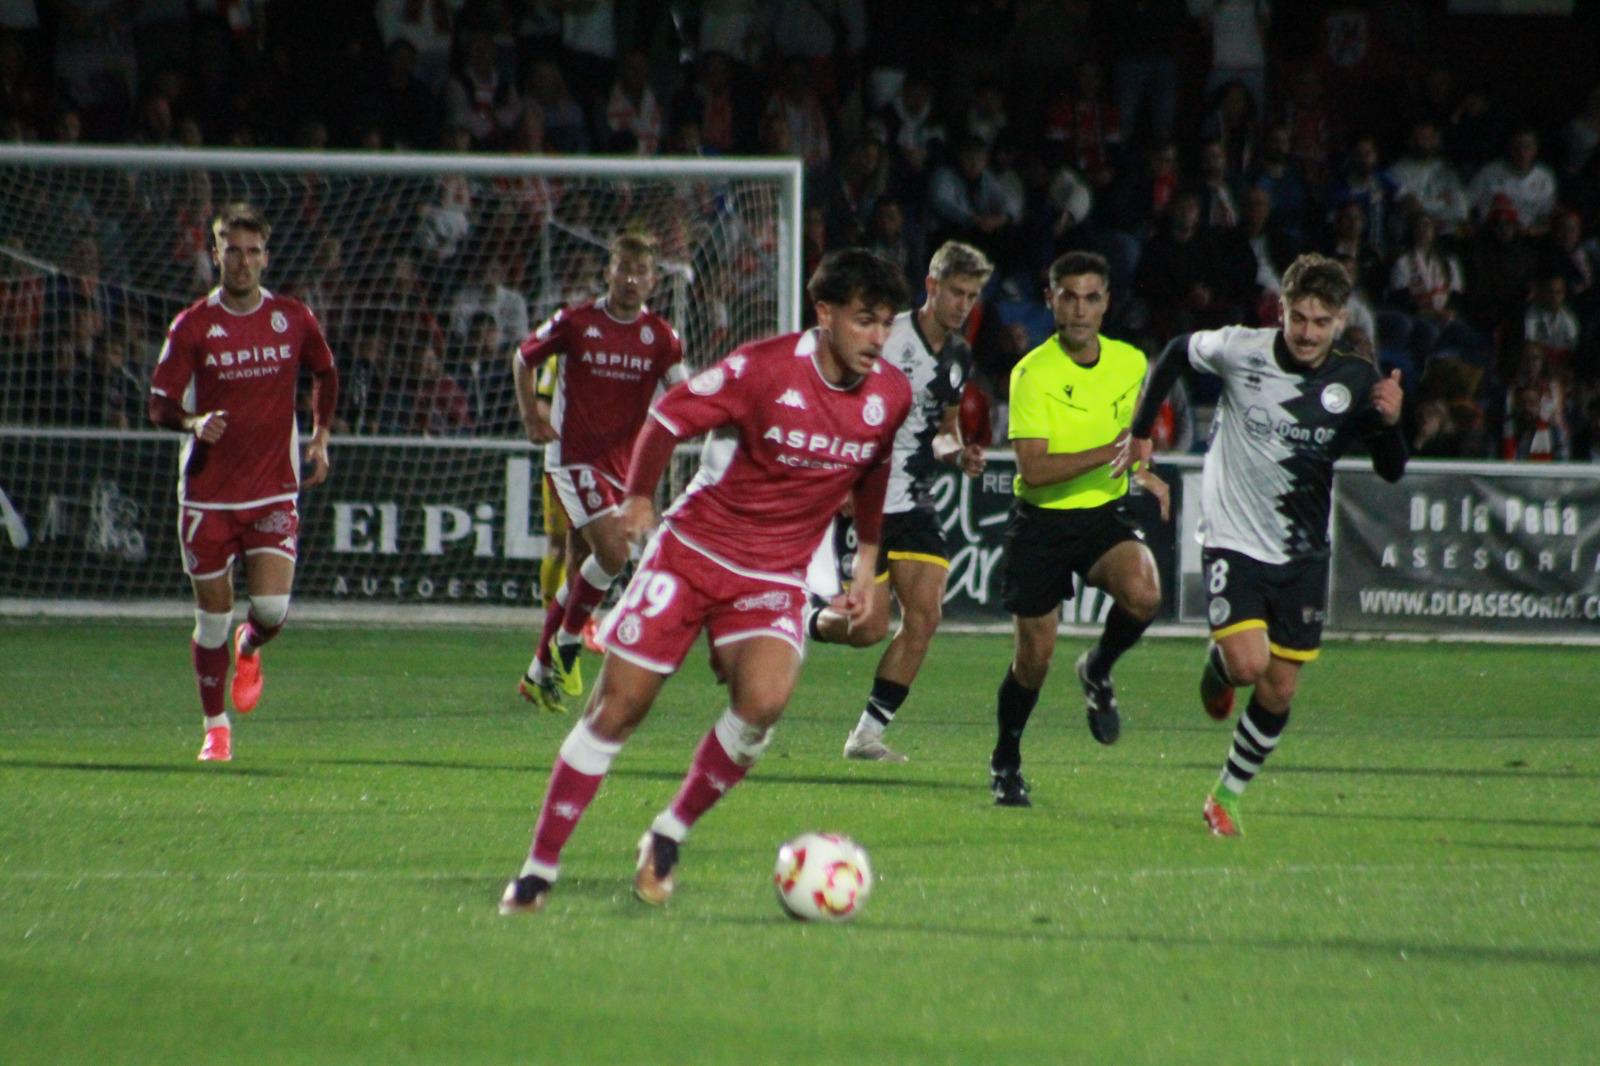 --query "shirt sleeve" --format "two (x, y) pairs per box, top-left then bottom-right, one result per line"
(148, 311), (196, 405)
(1006, 358), (1048, 440)
(518, 308), (567, 368)
(647, 351), (752, 441)
(1186, 327), (1236, 376)
(299, 306), (335, 373)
